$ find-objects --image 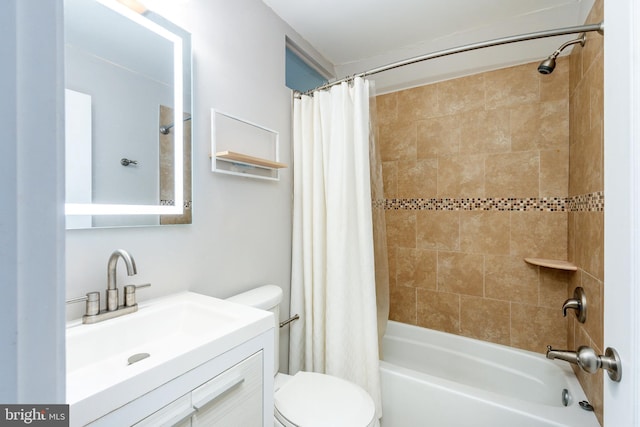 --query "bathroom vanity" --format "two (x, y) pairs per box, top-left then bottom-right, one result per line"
(66, 292), (274, 426)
